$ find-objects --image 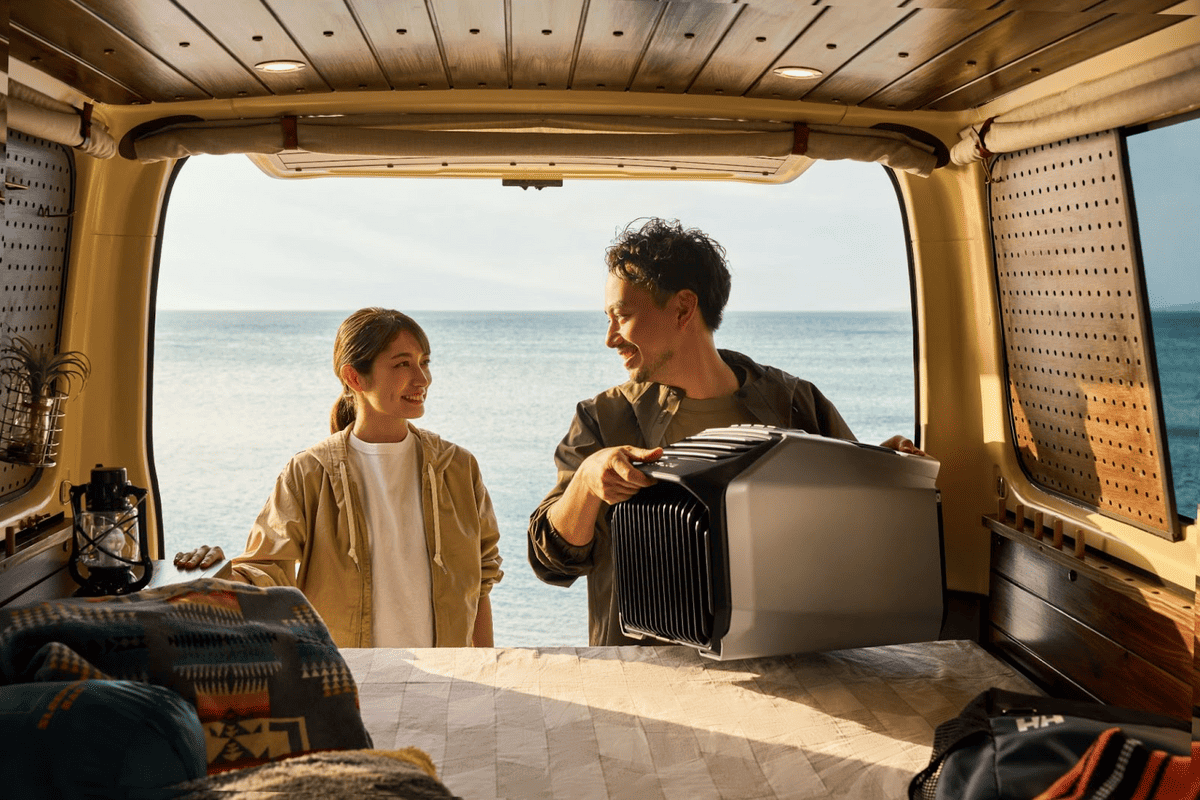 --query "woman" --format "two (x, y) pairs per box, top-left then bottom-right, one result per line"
(176, 308), (502, 648)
